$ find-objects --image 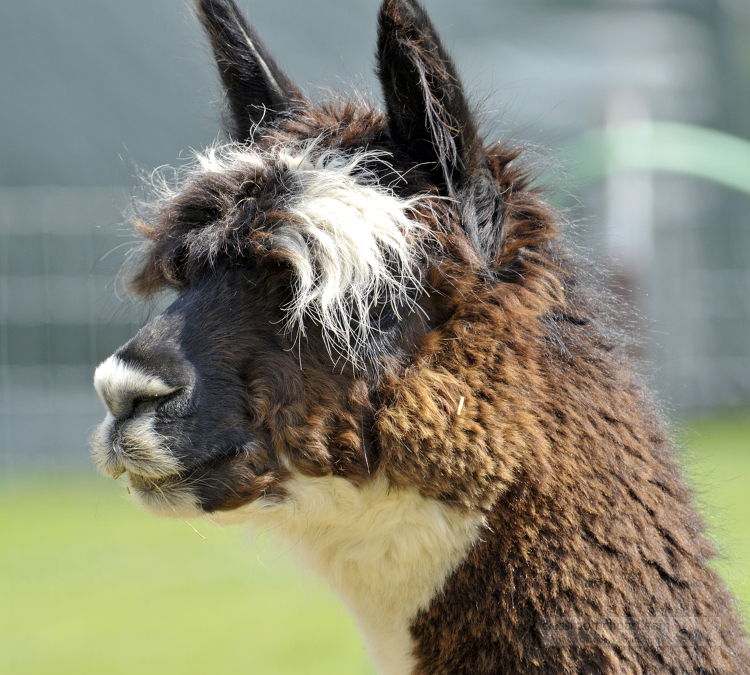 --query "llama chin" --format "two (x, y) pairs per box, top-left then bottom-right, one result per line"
(91, 0), (750, 673)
